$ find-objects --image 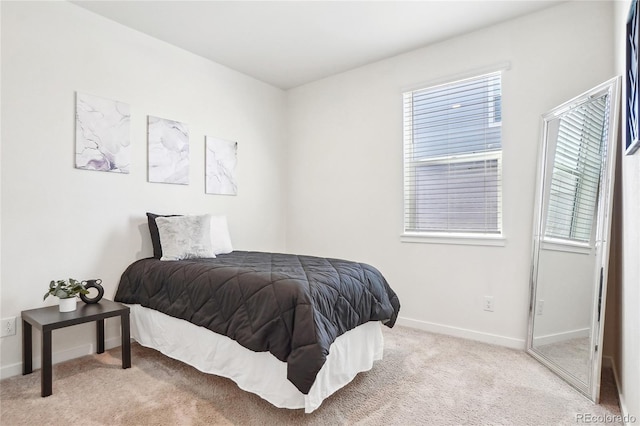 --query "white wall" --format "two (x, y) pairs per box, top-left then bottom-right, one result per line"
(612, 1), (640, 422)
(285, 1), (615, 348)
(0, 1), (287, 377)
